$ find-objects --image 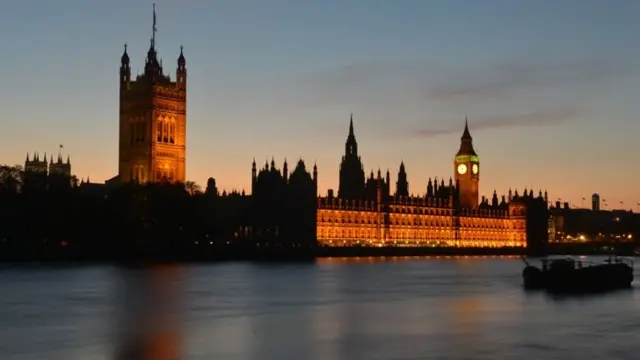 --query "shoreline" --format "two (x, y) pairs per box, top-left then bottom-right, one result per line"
(0, 243), (636, 265)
